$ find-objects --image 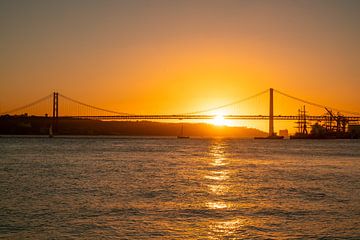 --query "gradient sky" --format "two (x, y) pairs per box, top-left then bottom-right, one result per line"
(1, 0), (360, 130)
